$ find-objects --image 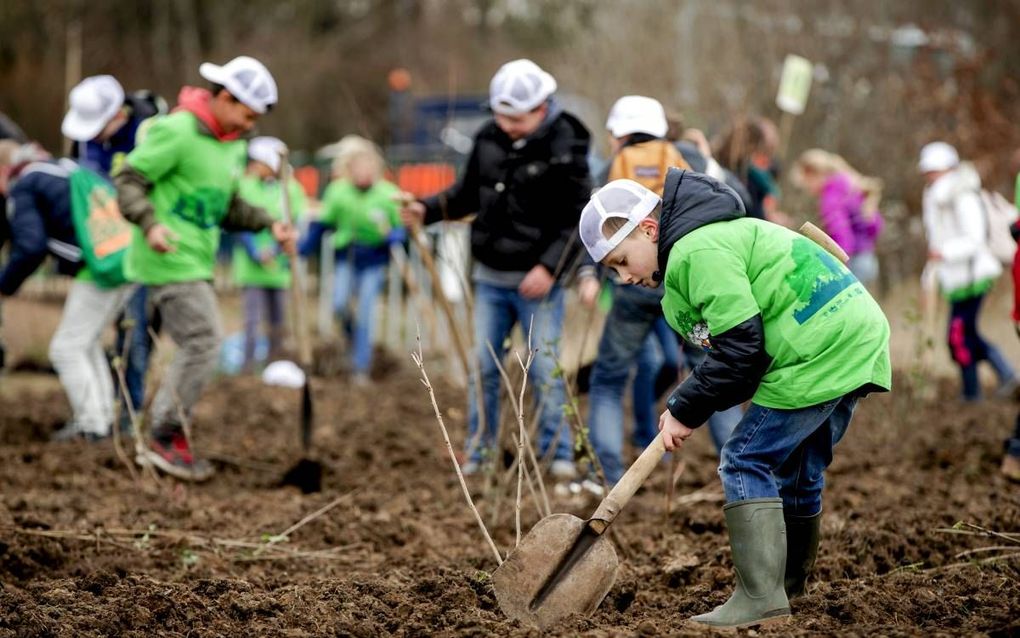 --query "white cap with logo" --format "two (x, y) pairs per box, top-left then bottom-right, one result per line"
(489, 59), (557, 116)
(61, 75), (125, 142)
(605, 95), (668, 139)
(918, 141), (959, 173)
(580, 179), (662, 262)
(199, 56), (278, 114)
(247, 136), (287, 174)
